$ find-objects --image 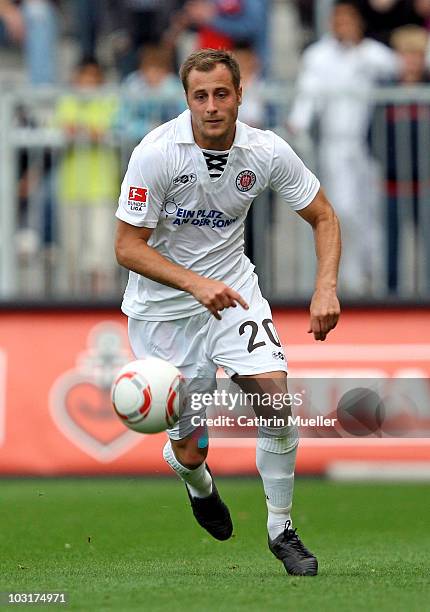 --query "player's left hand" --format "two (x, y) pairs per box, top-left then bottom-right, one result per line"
(308, 288), (340, 341)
